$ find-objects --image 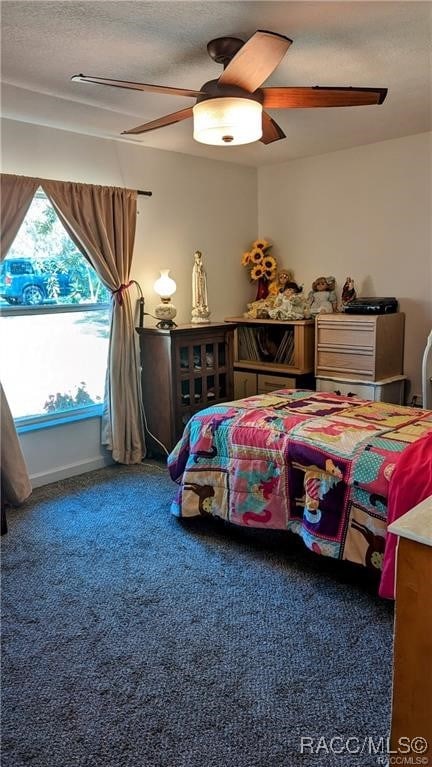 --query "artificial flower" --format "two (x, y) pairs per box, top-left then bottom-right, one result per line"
(241, 238), (278, 287)
(250, 247), (264, 265)
(252, 239), (270, 251)
(262, 255), (277, 272)
(251, 264), (265, 281)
